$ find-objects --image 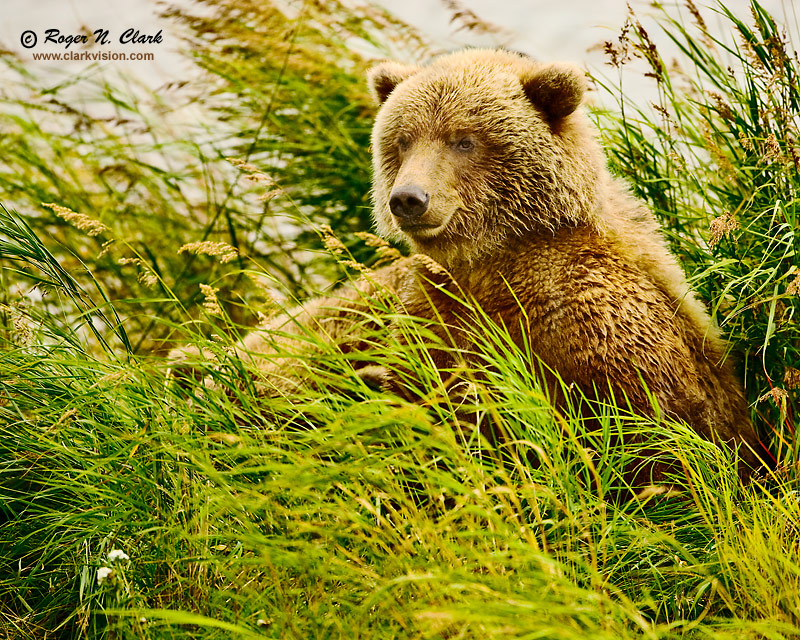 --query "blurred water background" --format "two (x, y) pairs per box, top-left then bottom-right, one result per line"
(2, 0), (797, 91)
